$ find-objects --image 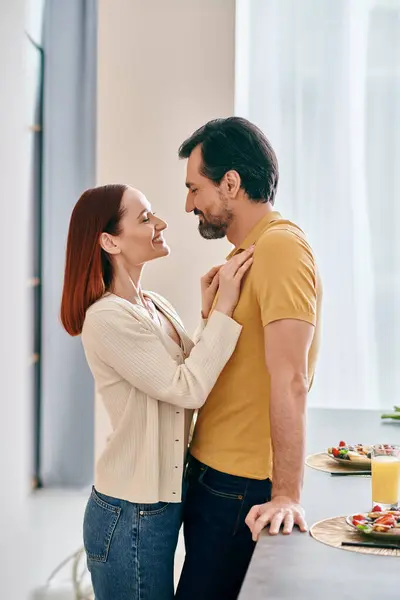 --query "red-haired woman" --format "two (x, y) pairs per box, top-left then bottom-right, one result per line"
(60, 184), (253, 600)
